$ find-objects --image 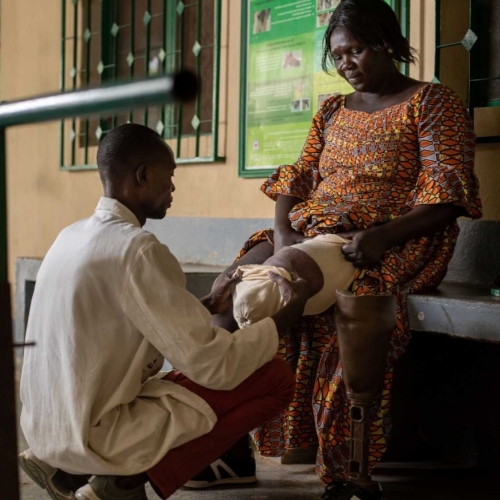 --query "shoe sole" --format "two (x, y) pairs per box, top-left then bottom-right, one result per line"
(19, 453), (76, 500)
(184, 476), (257, 489)
(74, 486), (100, 500)
(75, 482), (148, 500)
